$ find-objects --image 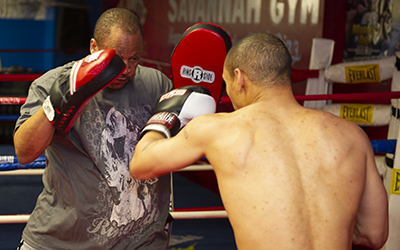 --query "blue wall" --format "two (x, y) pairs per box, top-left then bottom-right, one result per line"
(0, 20), (55, 72)
(0, 1), (102, 73)
(0, 12), (56, 72)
